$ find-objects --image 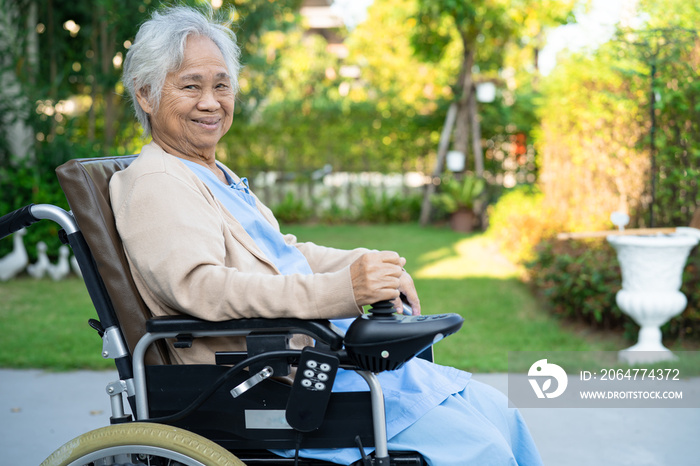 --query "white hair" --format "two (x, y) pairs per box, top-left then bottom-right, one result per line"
(122, 5), (241, 136)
